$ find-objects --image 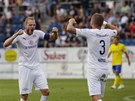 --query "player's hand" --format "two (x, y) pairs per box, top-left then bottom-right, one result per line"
(16, 29), (24, 35)
(49, 27), (59, 41)
(68, 18), (76, 24)
(52, 27), (58, 33)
